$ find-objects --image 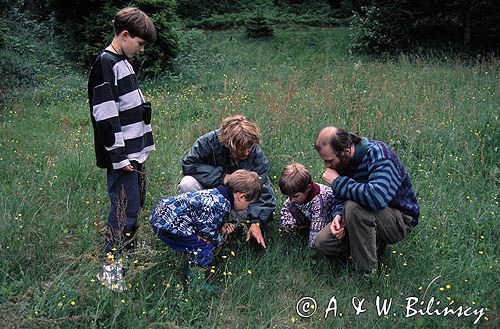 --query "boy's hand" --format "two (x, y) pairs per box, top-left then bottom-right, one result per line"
(221, 223), (235, 235)
(246, 223), (266, 249)
(197, 235), (211, 244)
(223, 173), (232, 184)
(122, 164), (134, 172)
